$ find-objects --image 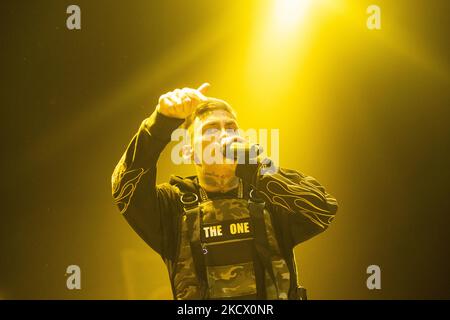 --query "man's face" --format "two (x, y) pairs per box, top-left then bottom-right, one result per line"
(191, 109), (239, 171)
